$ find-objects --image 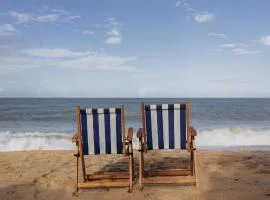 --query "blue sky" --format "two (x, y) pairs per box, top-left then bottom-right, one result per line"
(0, 0), (270, 97)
